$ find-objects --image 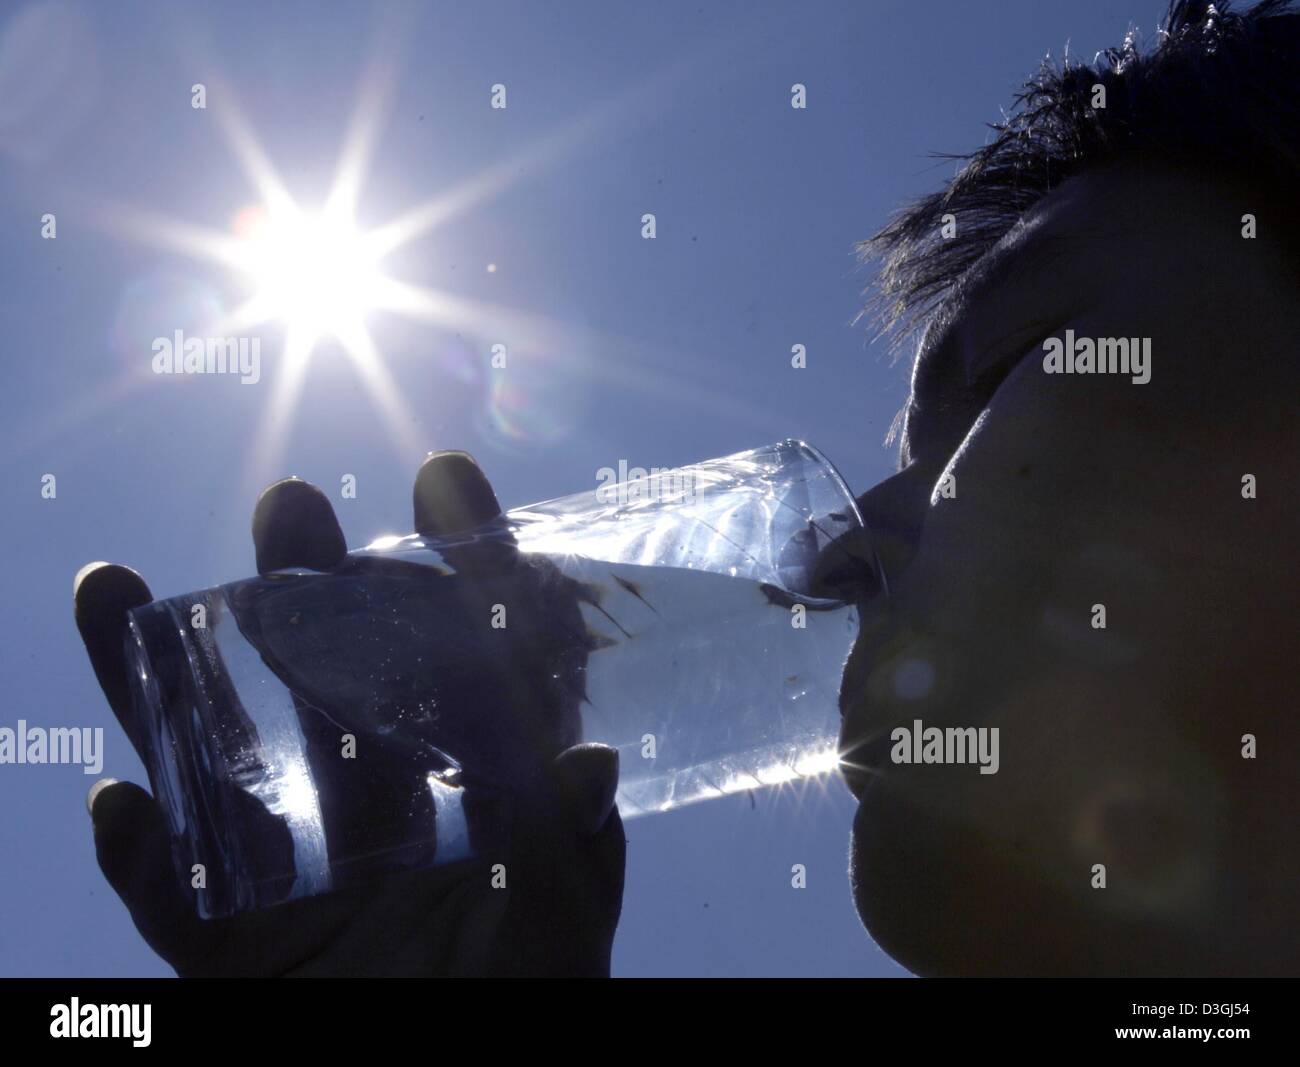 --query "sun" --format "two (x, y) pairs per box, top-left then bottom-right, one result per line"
(86, 36), (704, 487)
(232, 202), (386, 343)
